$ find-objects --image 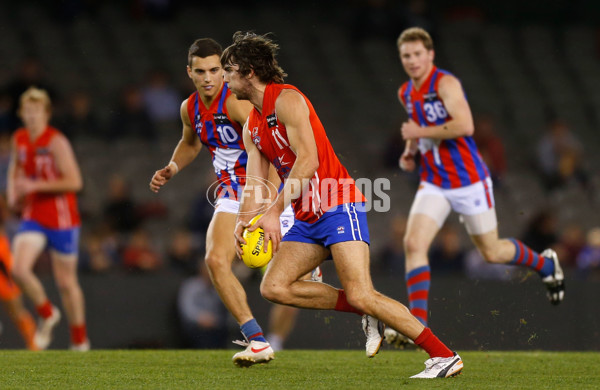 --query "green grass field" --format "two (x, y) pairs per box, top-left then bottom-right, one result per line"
(0, 350), (598, 389)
